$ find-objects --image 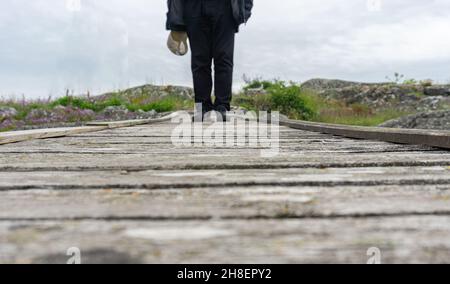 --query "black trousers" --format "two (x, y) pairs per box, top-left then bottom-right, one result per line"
(185, 0), (236, 112)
